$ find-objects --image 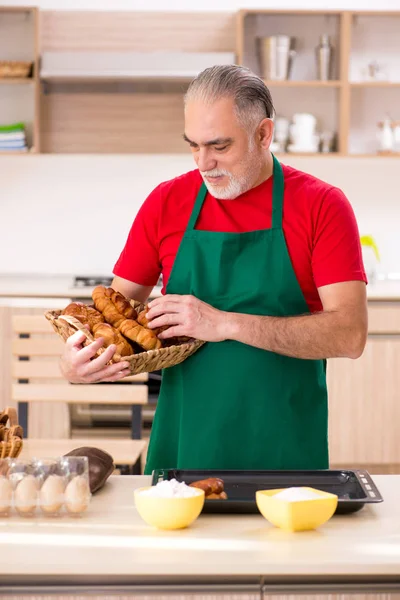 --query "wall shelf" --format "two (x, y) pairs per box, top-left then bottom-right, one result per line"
(41, 74), (197, 84)
(276, 152), (344, 157)
(3, 8), (400, 156)
(238, 9), (400, 157)
(0, 78), (34, 85)
(350, 81), (400, 87)
(39, 51), (235, 85)
(0, 6), (40, 152)
(263, 80), (342, 87)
